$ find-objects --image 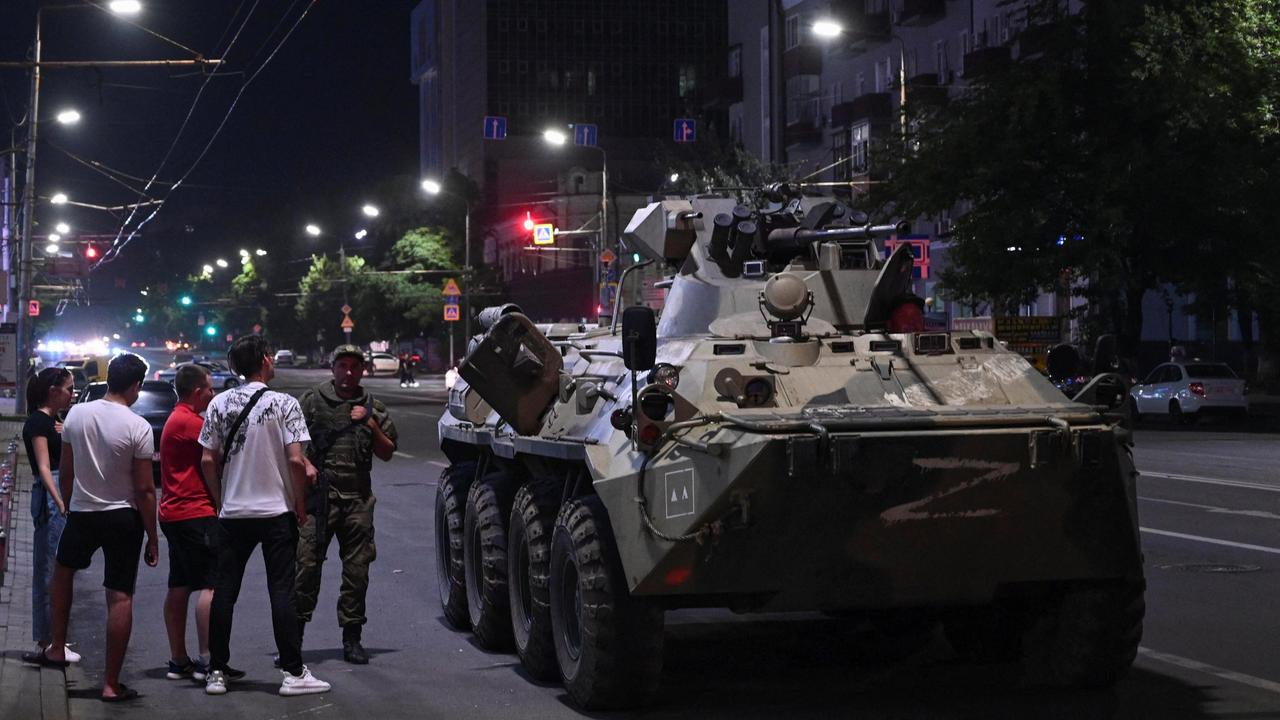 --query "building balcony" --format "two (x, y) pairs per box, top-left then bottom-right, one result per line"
(827, 0), (890, 55)
(847, 92), (892, 123)
(962, 46), (1011, 79)
(896, 0), (946, 26)
(905, 73), (949, 107)
(785, 97), (824, 147)
(783, 42), (823, 78)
